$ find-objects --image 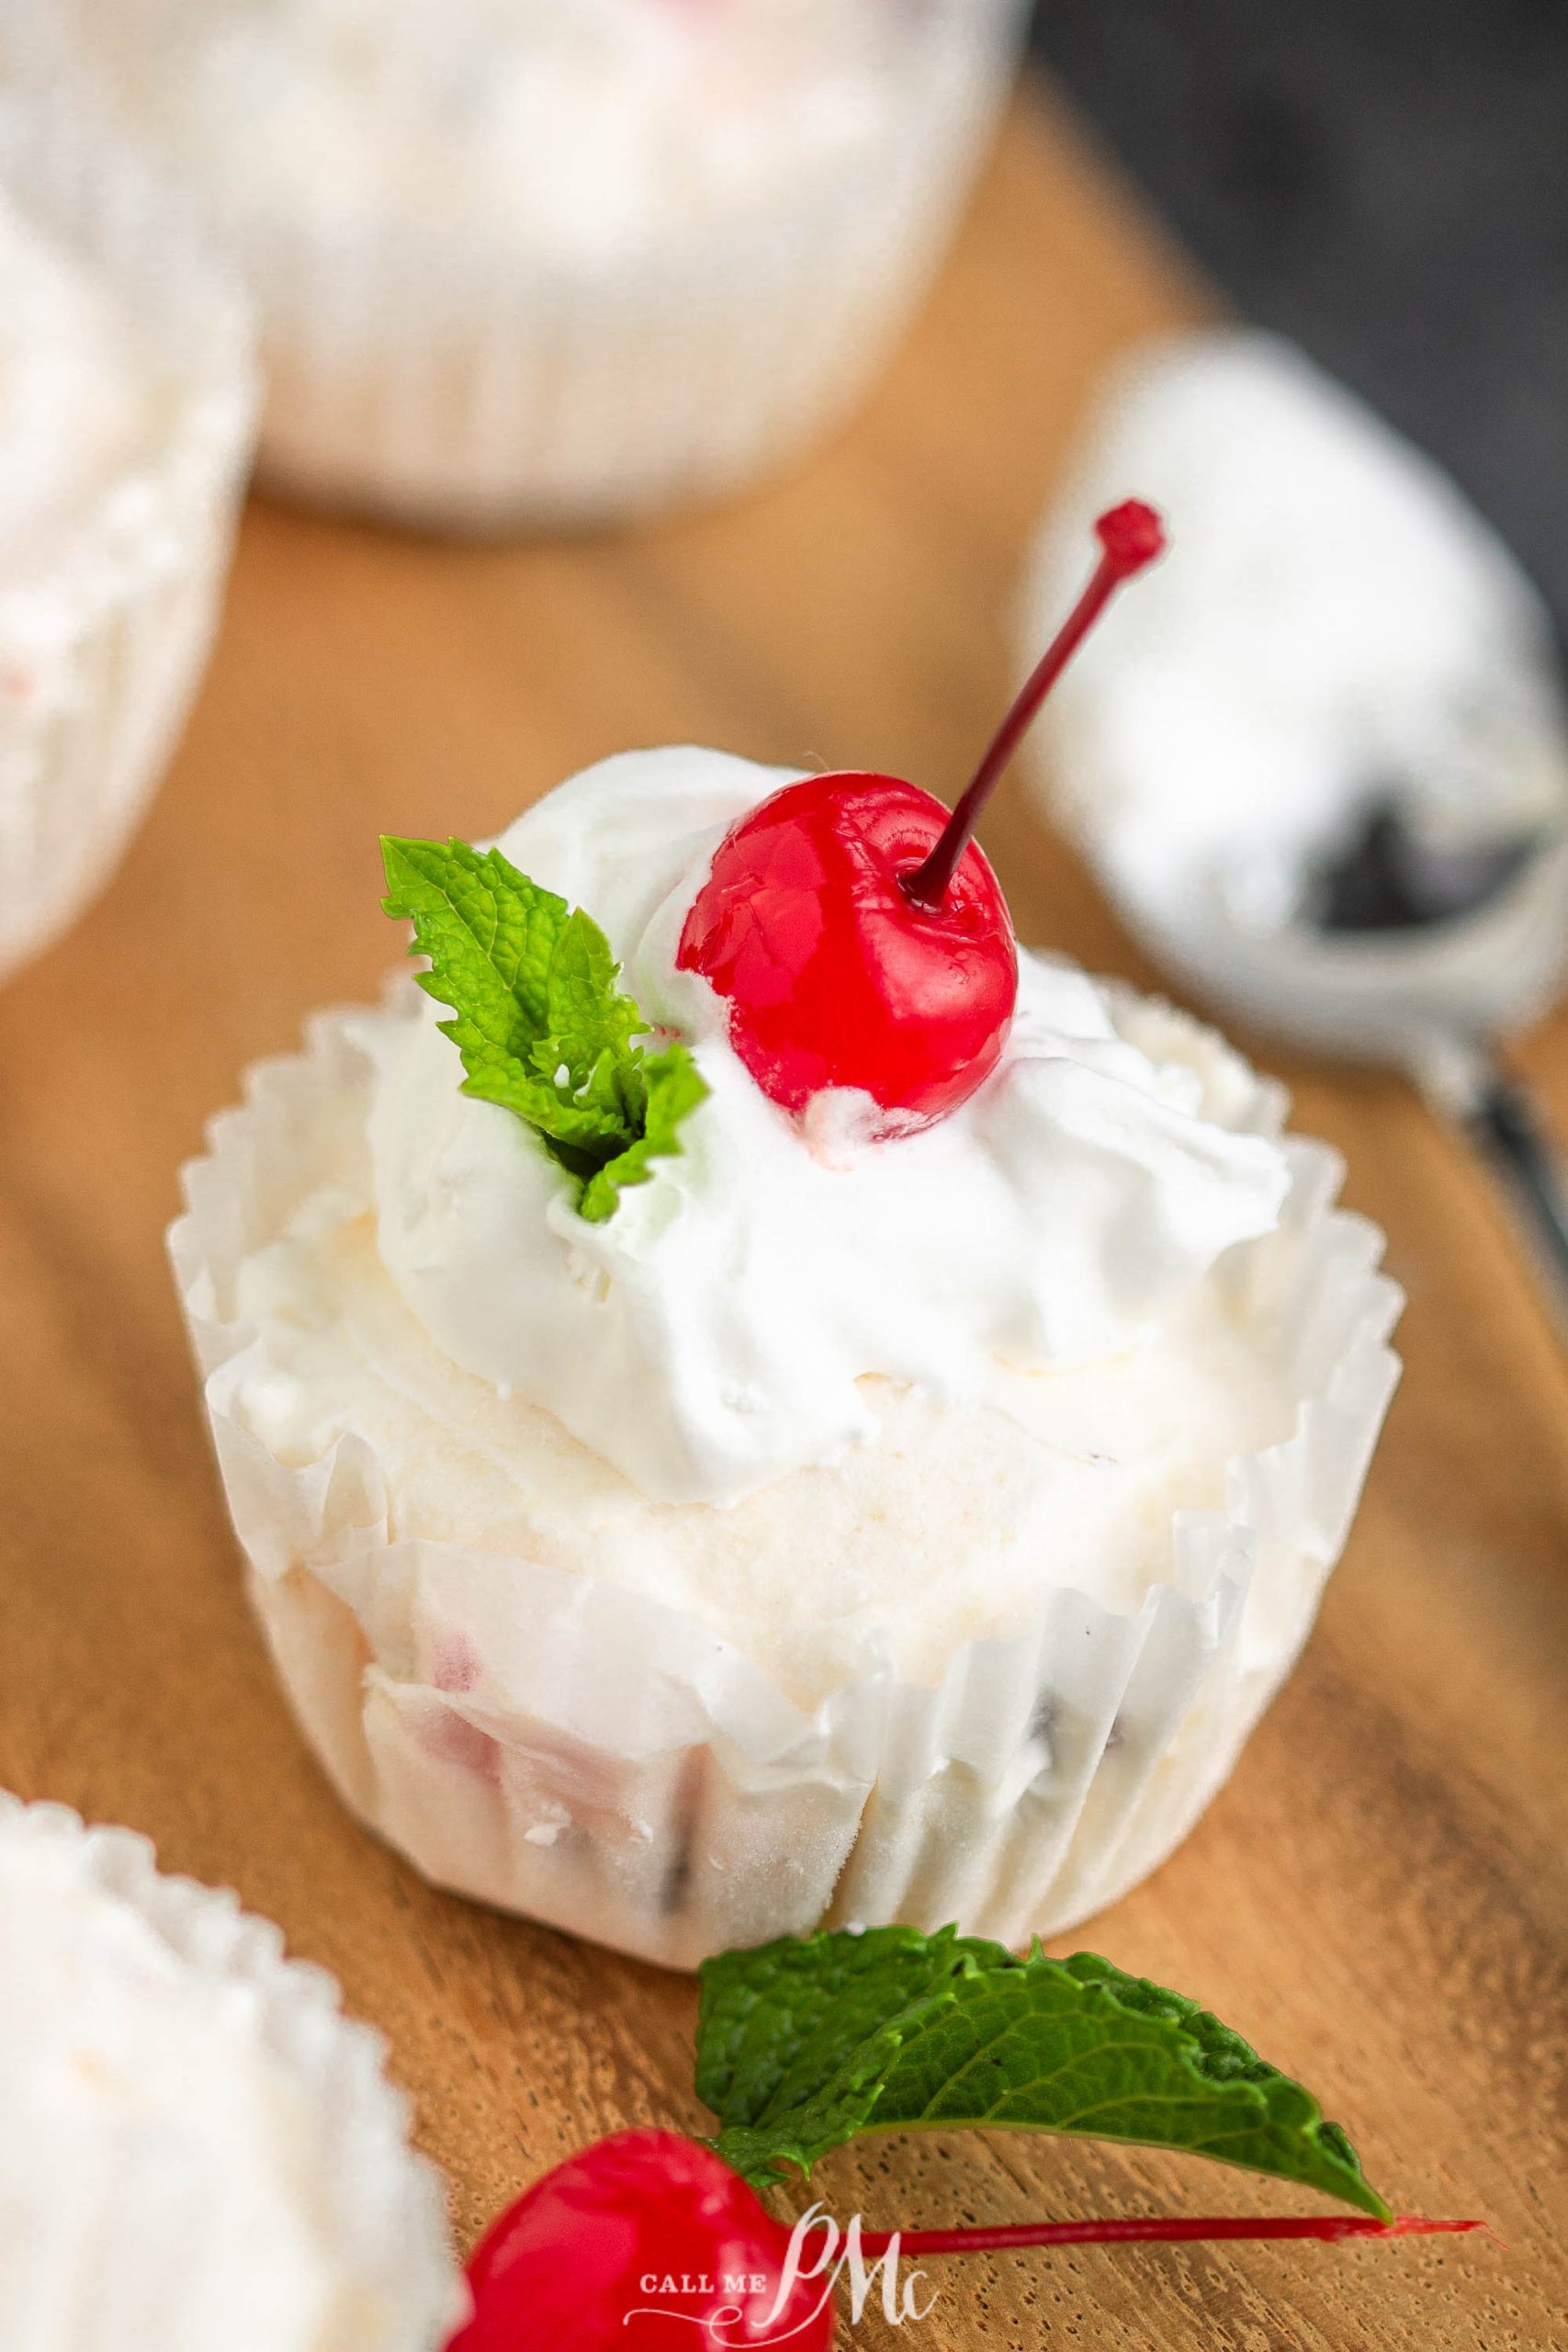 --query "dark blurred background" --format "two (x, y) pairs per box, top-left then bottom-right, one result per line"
(1032, 0), (1568, 635)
